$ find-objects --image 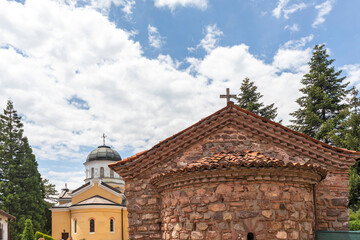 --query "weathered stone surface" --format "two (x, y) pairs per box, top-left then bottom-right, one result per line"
(238, 211), (259, 219)
(262, 210), (273, 218)
(190, 231), (203, 240)
(332, 198), (348, 207)
(276, 231), (287, 239)
(209, 203), (226, 212)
